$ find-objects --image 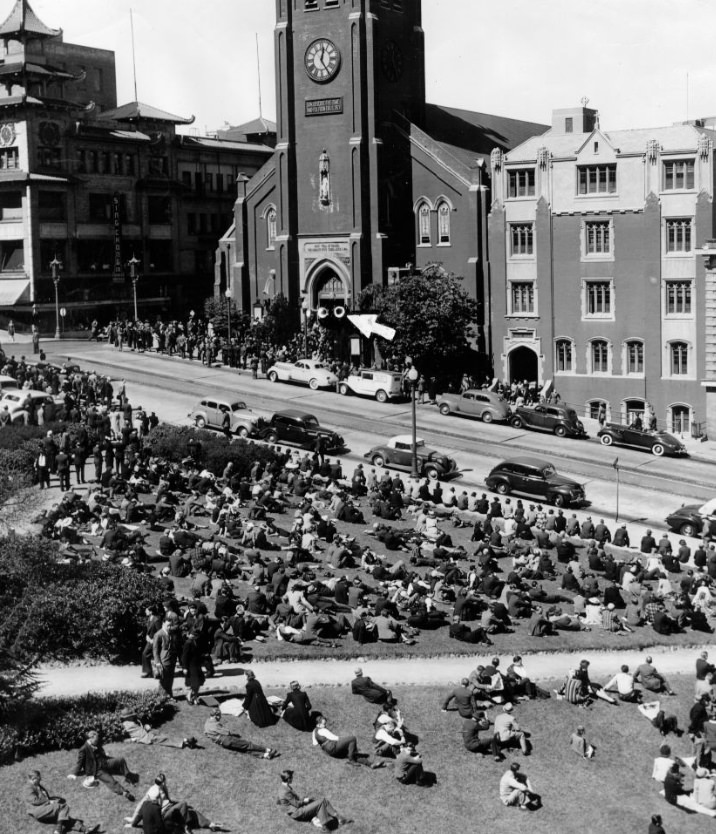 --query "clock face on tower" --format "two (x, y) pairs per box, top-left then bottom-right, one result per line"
(305, 38), (341, 83)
